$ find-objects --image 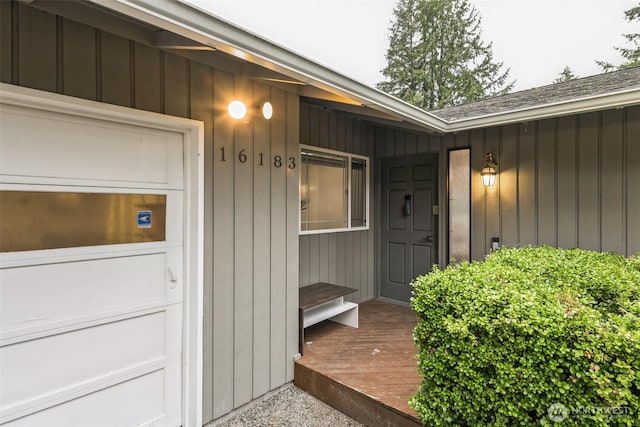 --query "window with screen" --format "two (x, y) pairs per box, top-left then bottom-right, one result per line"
(300, 145), (369, 234)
